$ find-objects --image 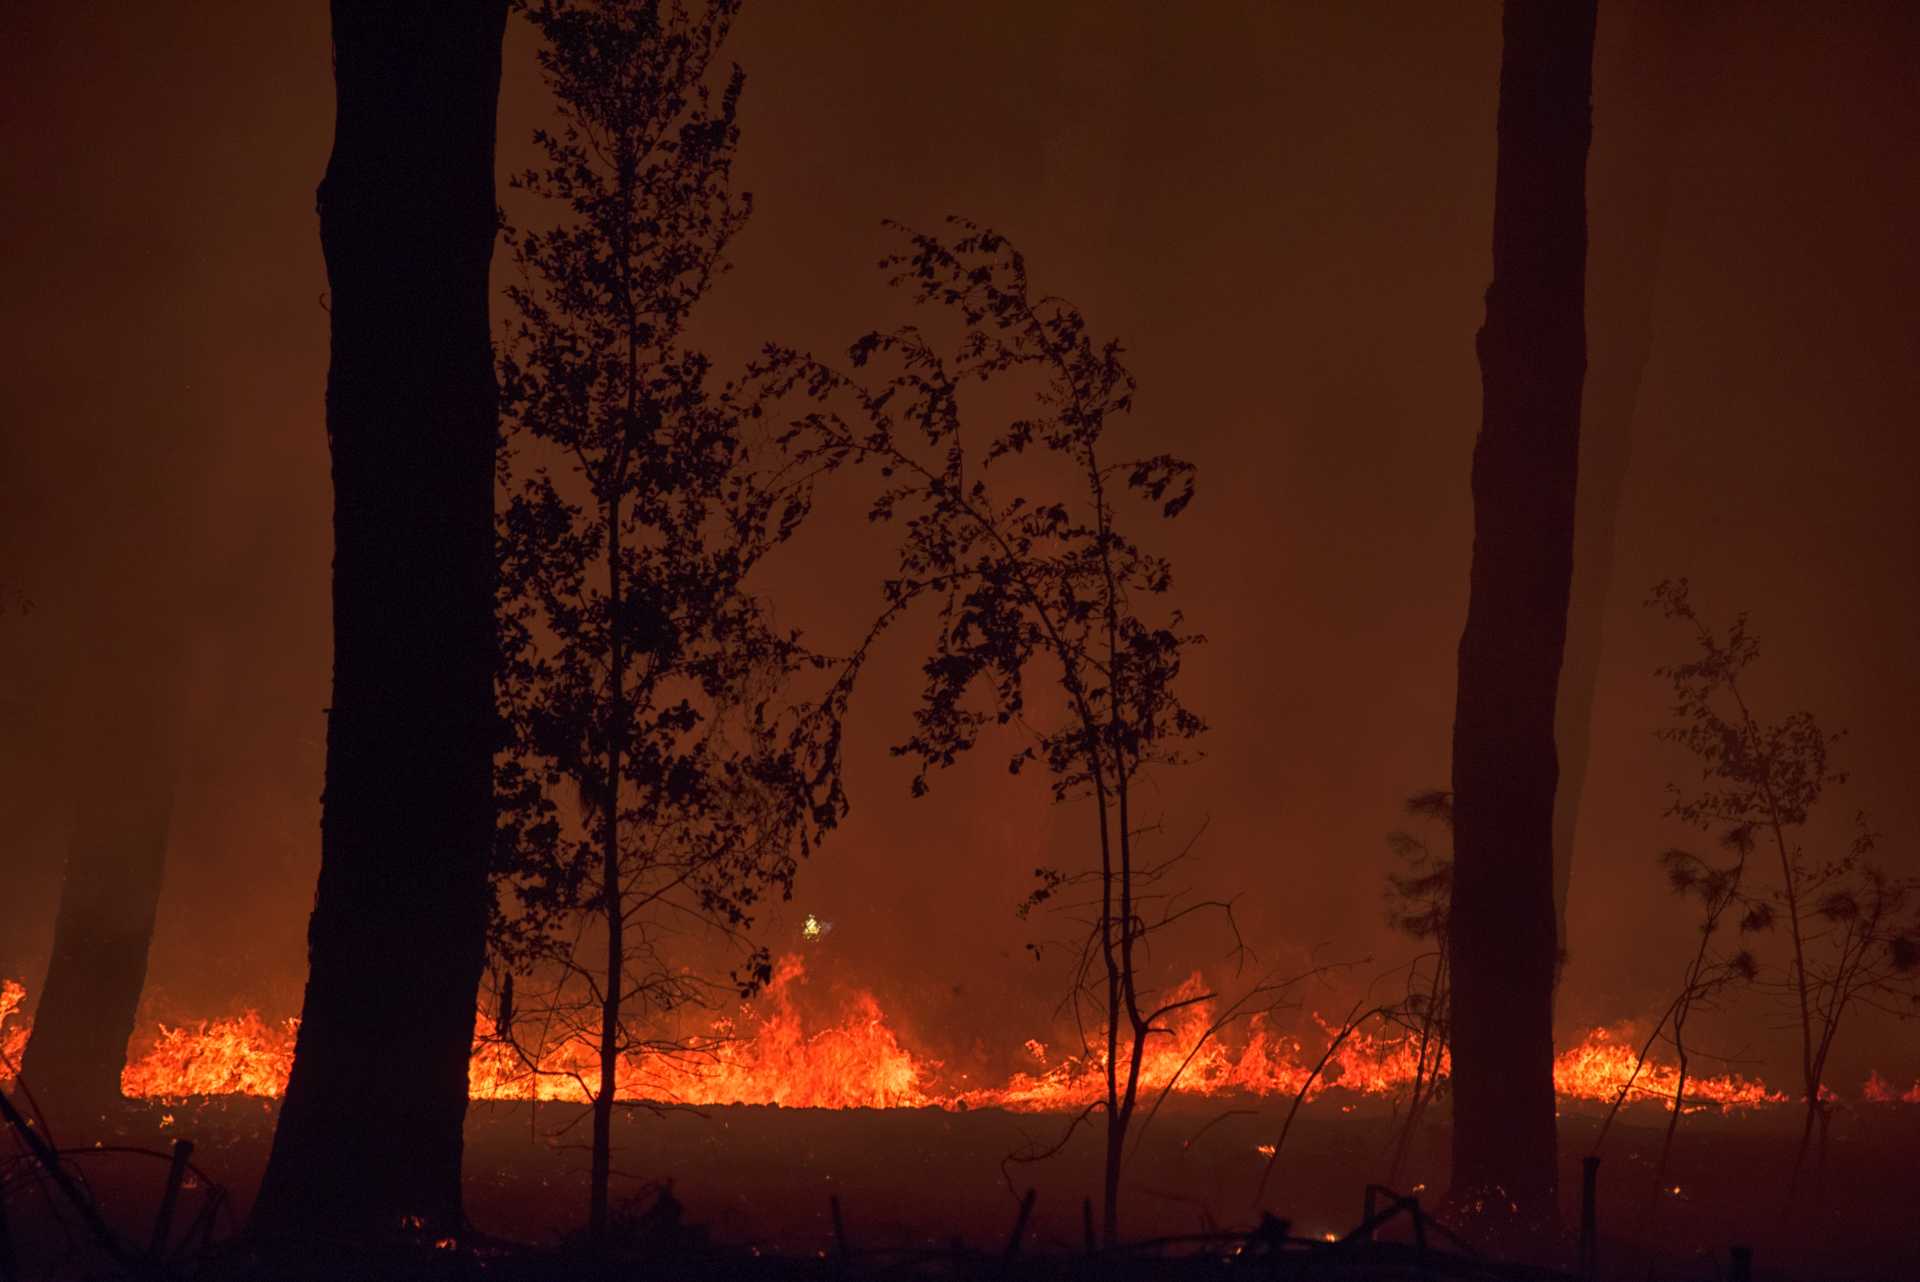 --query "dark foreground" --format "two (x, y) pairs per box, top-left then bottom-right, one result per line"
(5, 1093), (1914, 1280)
